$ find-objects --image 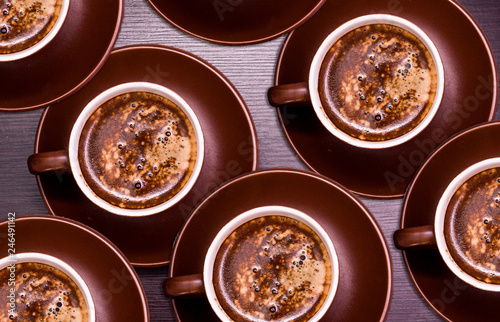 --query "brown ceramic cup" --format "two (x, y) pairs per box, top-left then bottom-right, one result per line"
(163, 206), (339, 322)
(0, 252), (95, 321)
(28, 82), (204, 217)
(0, 0), (70, 61)
(268, 14), (444, 149)
(394, 158), (500, 292)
